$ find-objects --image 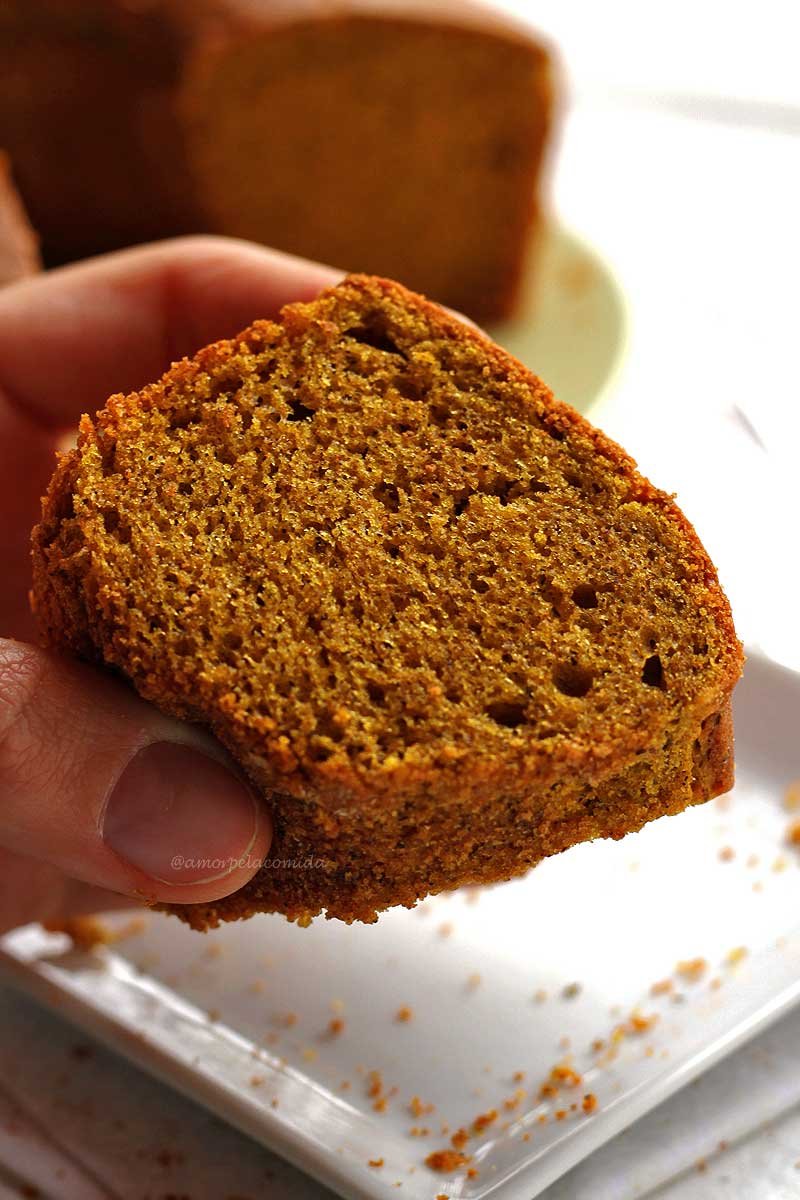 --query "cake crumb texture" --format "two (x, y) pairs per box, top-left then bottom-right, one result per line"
(31, 274), (742, 928)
